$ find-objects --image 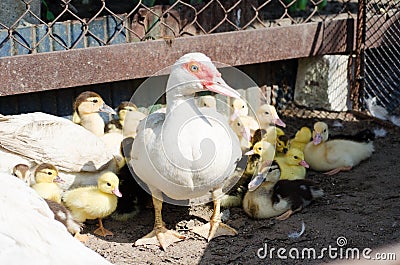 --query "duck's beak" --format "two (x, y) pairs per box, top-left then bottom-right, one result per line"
(313, 133), (322, 145)
(299, 160), (309, 168)
(245, 149), (254, 156)
(99, 103), (117, 115)
(202, 75), (241, 99)
(112, 187), (122, 197)
(273, 118), (286, 127)
(248, 173), (266, 191)
(53, 175), (65, 183)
